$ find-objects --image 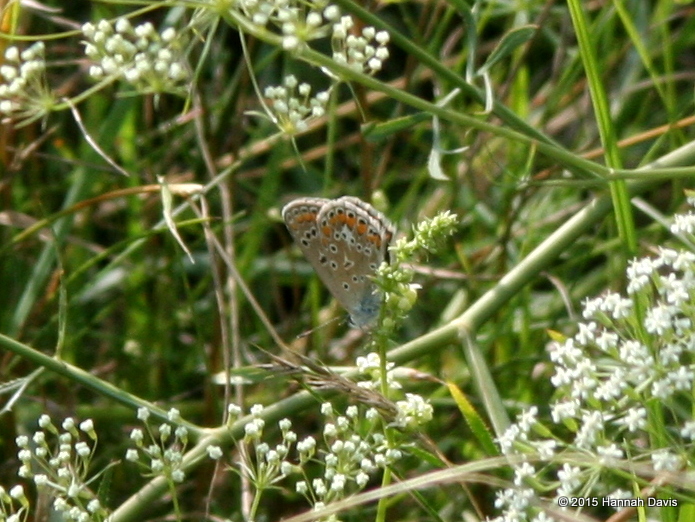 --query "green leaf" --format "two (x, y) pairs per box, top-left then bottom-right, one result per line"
(447, 381), (499, 456)
(407, 444), (448, 468)
(478, 25), (537, 75)
(361, 113), (429, 142)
